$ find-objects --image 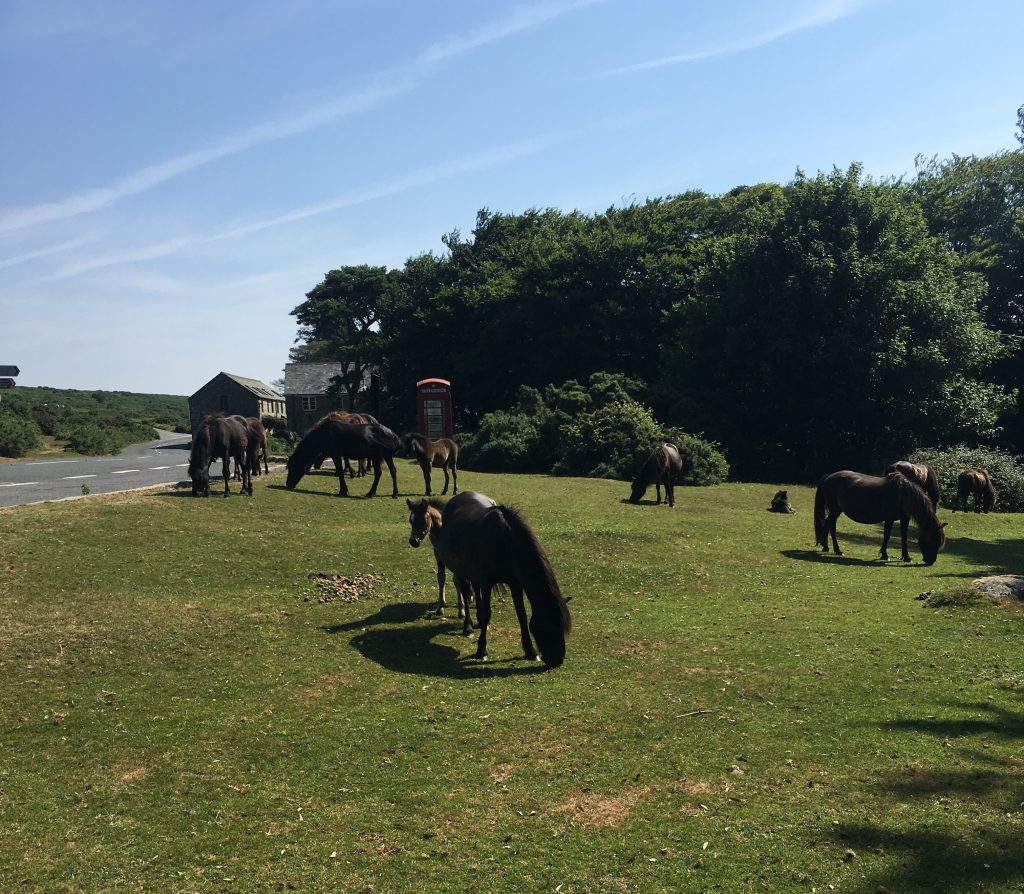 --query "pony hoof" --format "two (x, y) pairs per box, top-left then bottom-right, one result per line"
(474, 651), (487, 661)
